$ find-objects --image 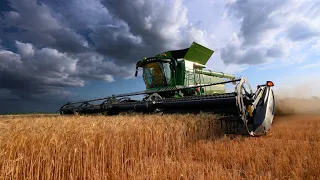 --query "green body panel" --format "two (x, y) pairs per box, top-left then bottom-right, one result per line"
(183, 70), (226, 95)
(152, 42), (213, 65)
